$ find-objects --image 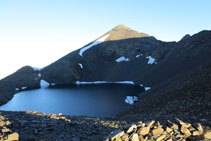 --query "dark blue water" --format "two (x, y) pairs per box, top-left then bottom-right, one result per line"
(0, 84), (143, 117)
